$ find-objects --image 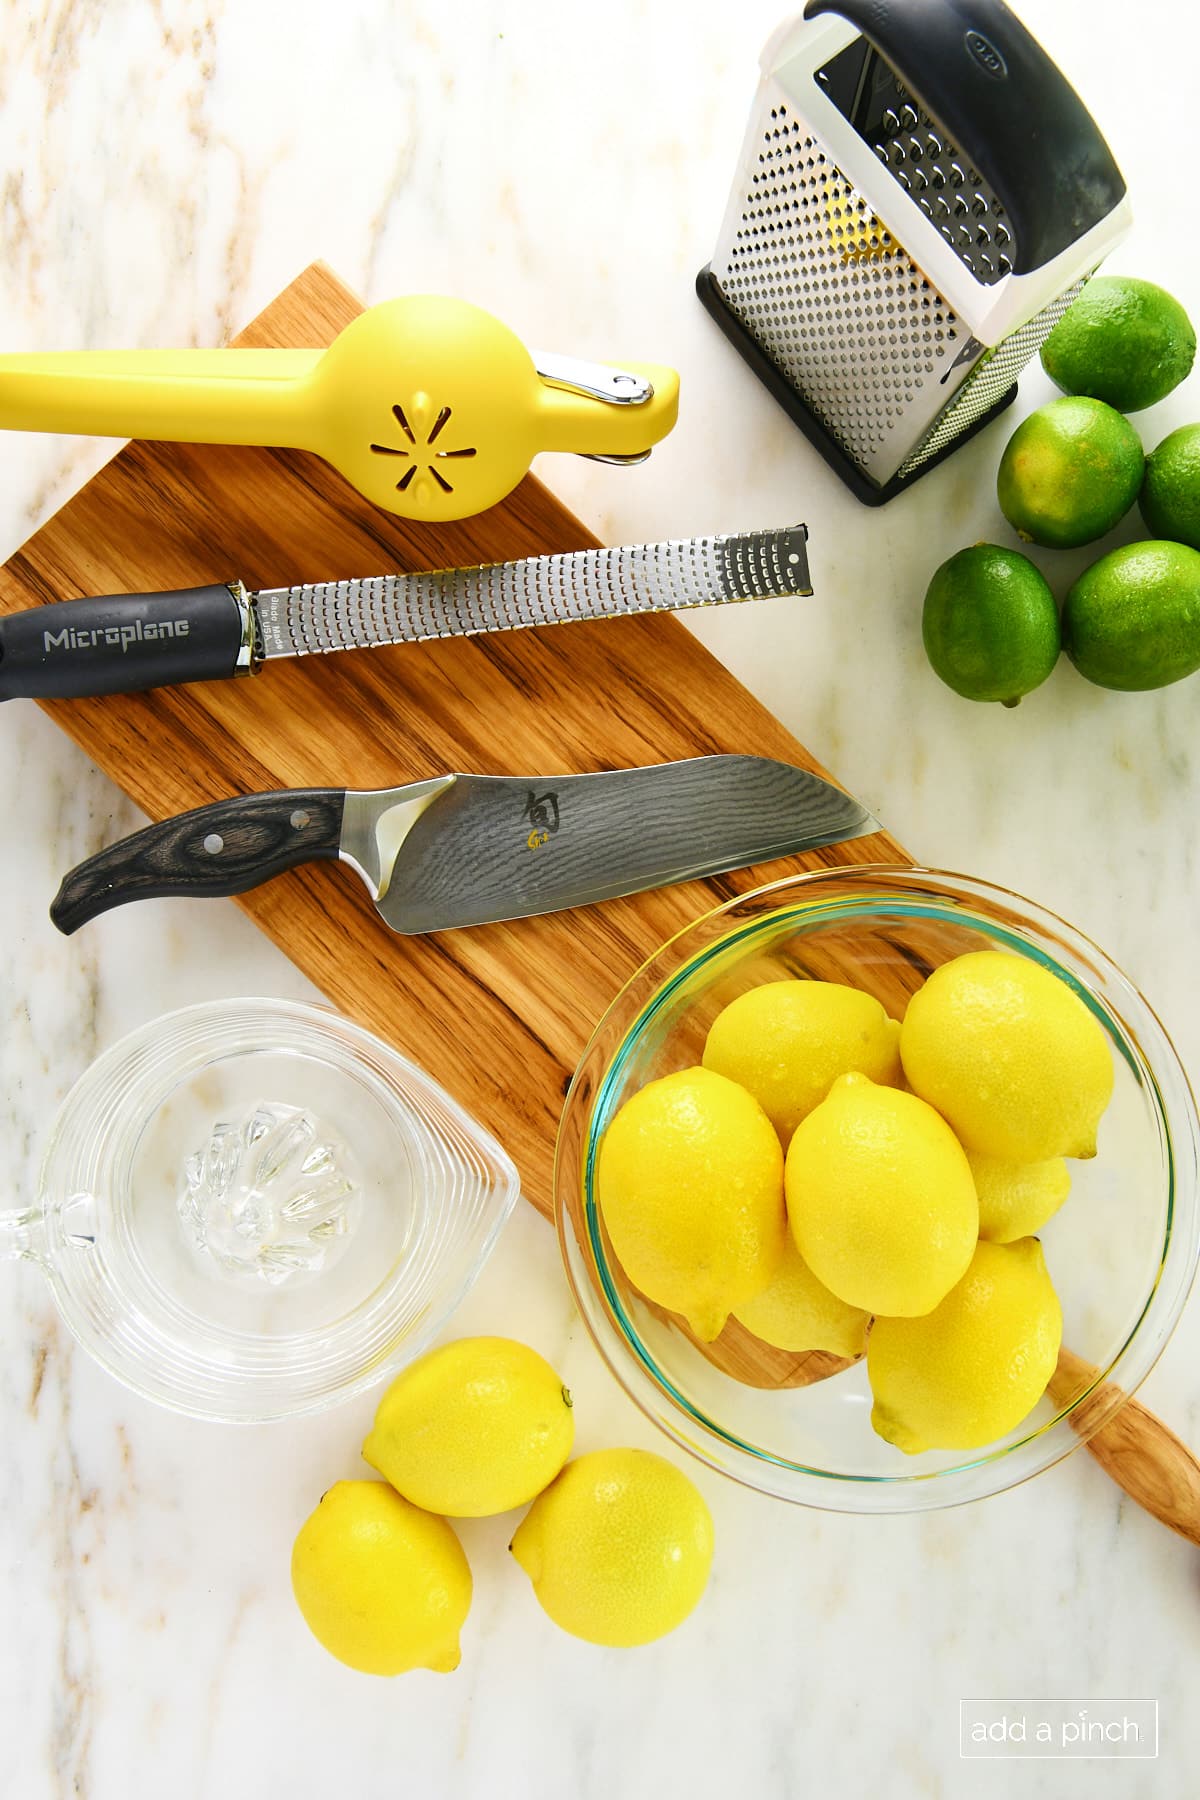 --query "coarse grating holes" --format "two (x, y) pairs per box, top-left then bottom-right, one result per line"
(714, 102), (959, 466)
(815, 39), (1017, 285)
(868, 98), (1013, 285)
(896, 275), (1090, 476)
(369, 402), (478, 494)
